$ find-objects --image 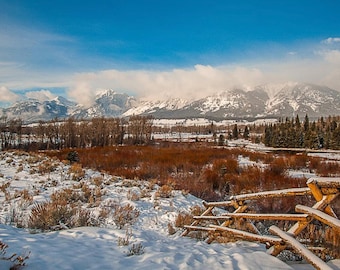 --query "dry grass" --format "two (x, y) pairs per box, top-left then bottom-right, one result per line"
(46, 144), (340, 216)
